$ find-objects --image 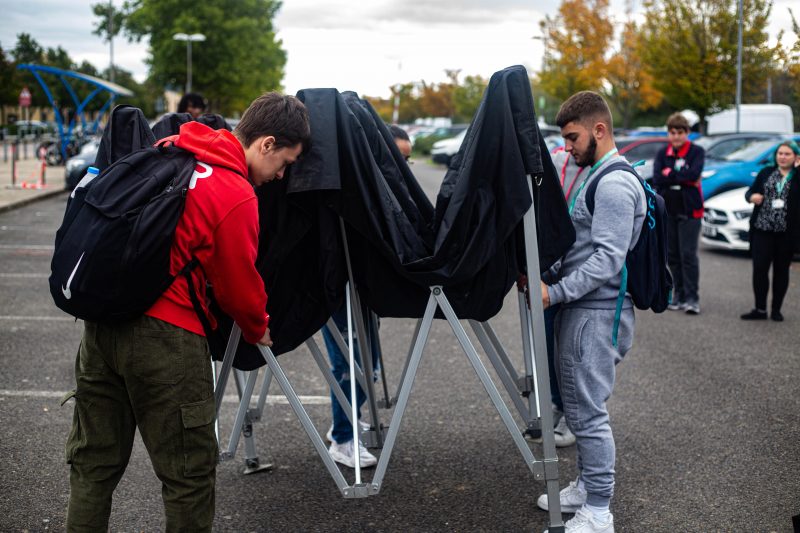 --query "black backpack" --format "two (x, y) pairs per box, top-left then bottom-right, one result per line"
(50, 144), (201, 323)
(585, 160), (673, 313)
